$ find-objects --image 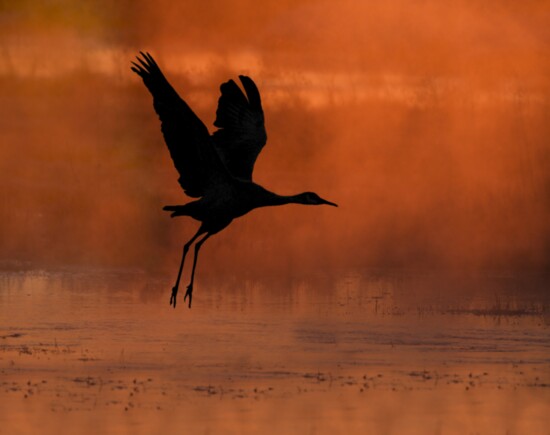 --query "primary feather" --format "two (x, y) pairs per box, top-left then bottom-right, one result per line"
(212, 76), (267, 181)
(131, 52), (228, 197)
